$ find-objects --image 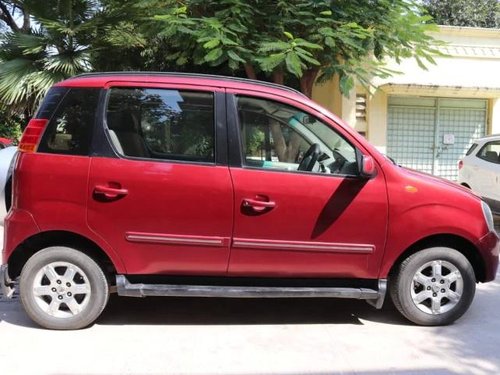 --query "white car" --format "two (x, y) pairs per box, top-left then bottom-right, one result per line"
(0, 146), (17, 224)
(458, 135), (500, 214)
